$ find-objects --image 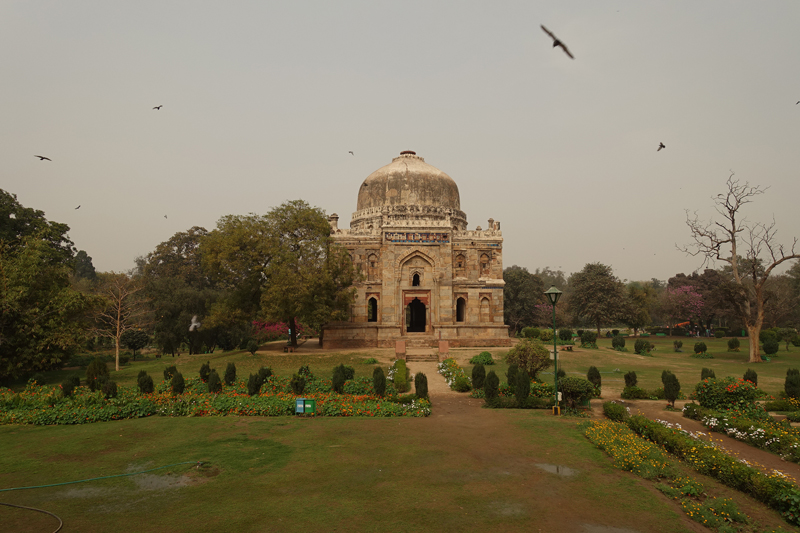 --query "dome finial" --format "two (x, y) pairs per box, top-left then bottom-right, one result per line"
(400, 150), (416, 155)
